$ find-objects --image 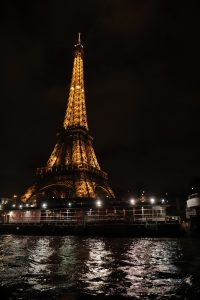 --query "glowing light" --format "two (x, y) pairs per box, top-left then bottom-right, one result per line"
(19, 204), (23, 209)
(150, 198), (155, 204)
(96, 200), (102, 207)
(12, 204), (16, 208)
(42, 203), (47, 209)
(68, 202), (72, 207)
(13, 194), (17, 198)
(26, 203), (29, 207)
(39, 38), (115, 200)
(161, 199), (165, 204)
(130, 198), (135, 205)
